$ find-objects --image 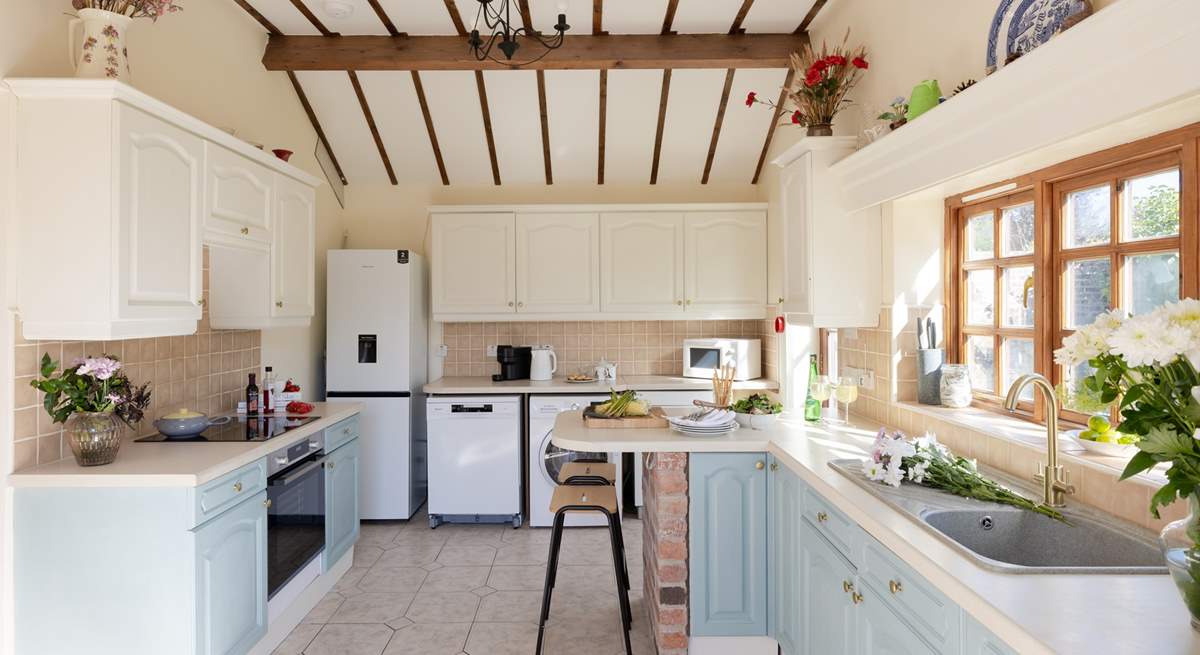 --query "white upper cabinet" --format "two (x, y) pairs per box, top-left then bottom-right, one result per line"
(773, 138), (881, 328)
(432, 213), (517, 316)
(684, 212), (767, 319)
(600, 212), (686, 316)
(516, 213), (600, 314)
(7, 79), (322, 339)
